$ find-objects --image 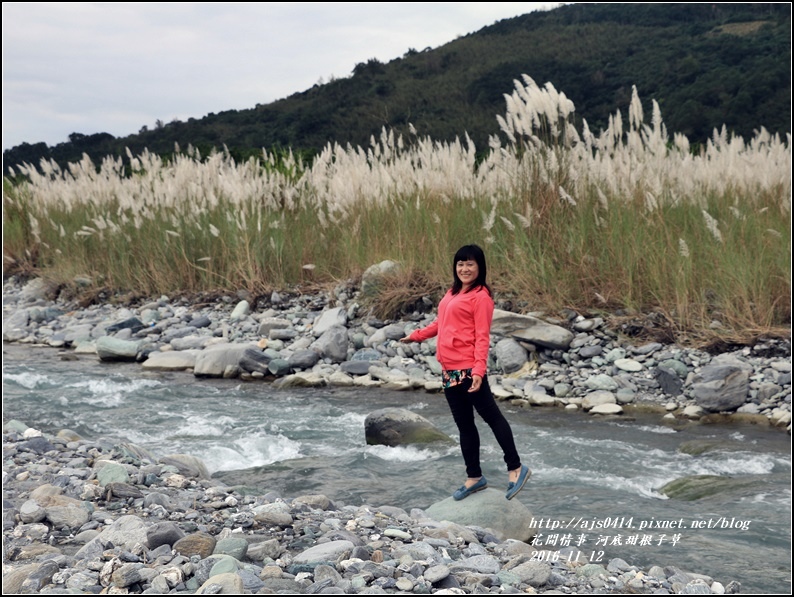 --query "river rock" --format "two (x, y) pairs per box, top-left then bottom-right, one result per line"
(161, 326), (199, 342)
(196, 571), (245, 594)
(658, 475), (757, 500)
(494, 338), (528, 373)
(170, 335), (210, 350)
(238, 346), (271, 374)
(582, 391), (616, 410)
(19, 560), (60, 593)
(589, 403), (624, 415)
(313, 307), (347, 336)
(214, 537), (249, 560)
(293, 539), (355, 564)
(19, 436), (55, 454)
(2, 563), (40, 594)
(96, 461), (129, 486)
(287, 349), (321, 370)
(96, 336), (140, 362)
(579, 345), (603, 358)
(174, 532), (217, 559)
(311, 325), (349, 363)
(690, 364), (750, 412)
(19, 500), (46, 523)
(585, 374), (619, 391)
(193, 343), (252, 377)
(259, 317), (290, 337)
(615, 358), (643, 372)
(449, 554), (502, 575)
(142, 350), (199, 371)
(76, 515), (149, 560)
(189, 314), (211, 328)
(106, 316), (146, 334)
(147, 521), (186, 549)
(492, 309), (574, 349)
(510, 560), (552, 586)
(425, 488), (534, 542)
(253, 502), (294, 527)
(656, 364), (684, 396)
(268, 358), (291, 376)
(341, 360), (373, 375)
(364, 408), (452, 446)
(3, 309), (30, 341)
